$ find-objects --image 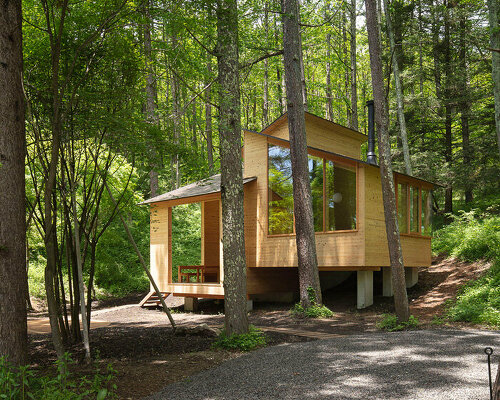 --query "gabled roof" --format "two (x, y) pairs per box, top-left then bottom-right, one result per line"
(140, 174), (257, 205)
(259, 111), (368, 143)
